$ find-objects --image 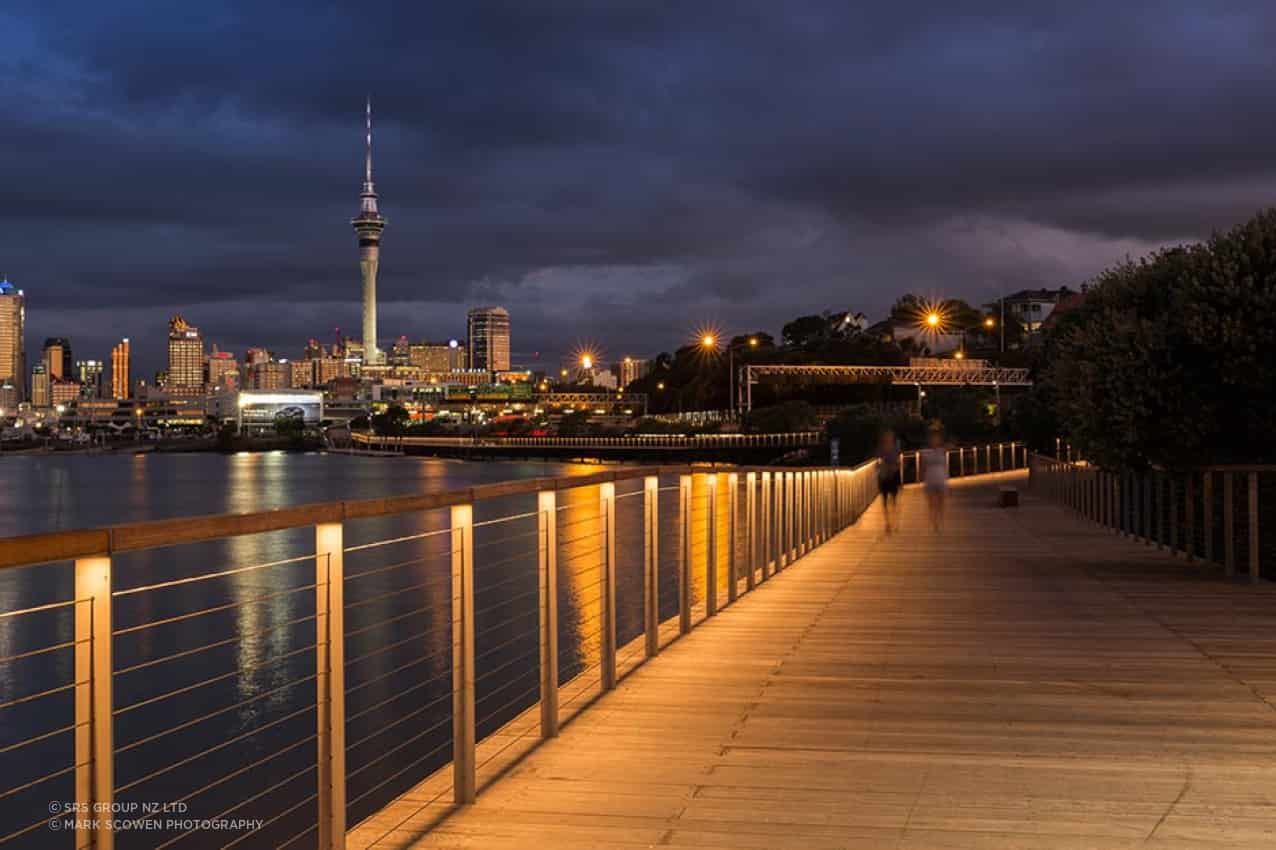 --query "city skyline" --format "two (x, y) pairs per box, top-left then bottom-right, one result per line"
(7, 5), (1276, 374)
